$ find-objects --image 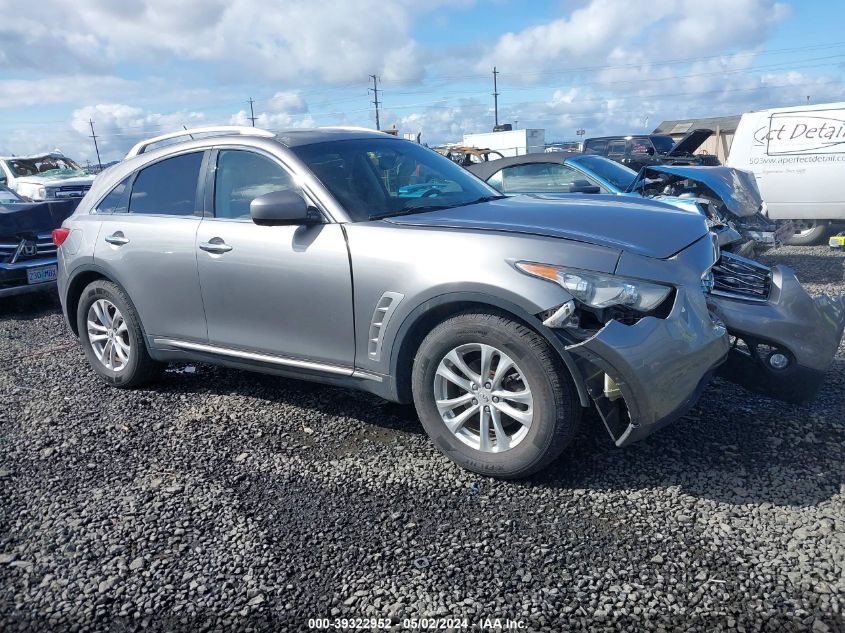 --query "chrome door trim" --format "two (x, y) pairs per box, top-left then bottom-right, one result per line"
(153, 338), (354, 376)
